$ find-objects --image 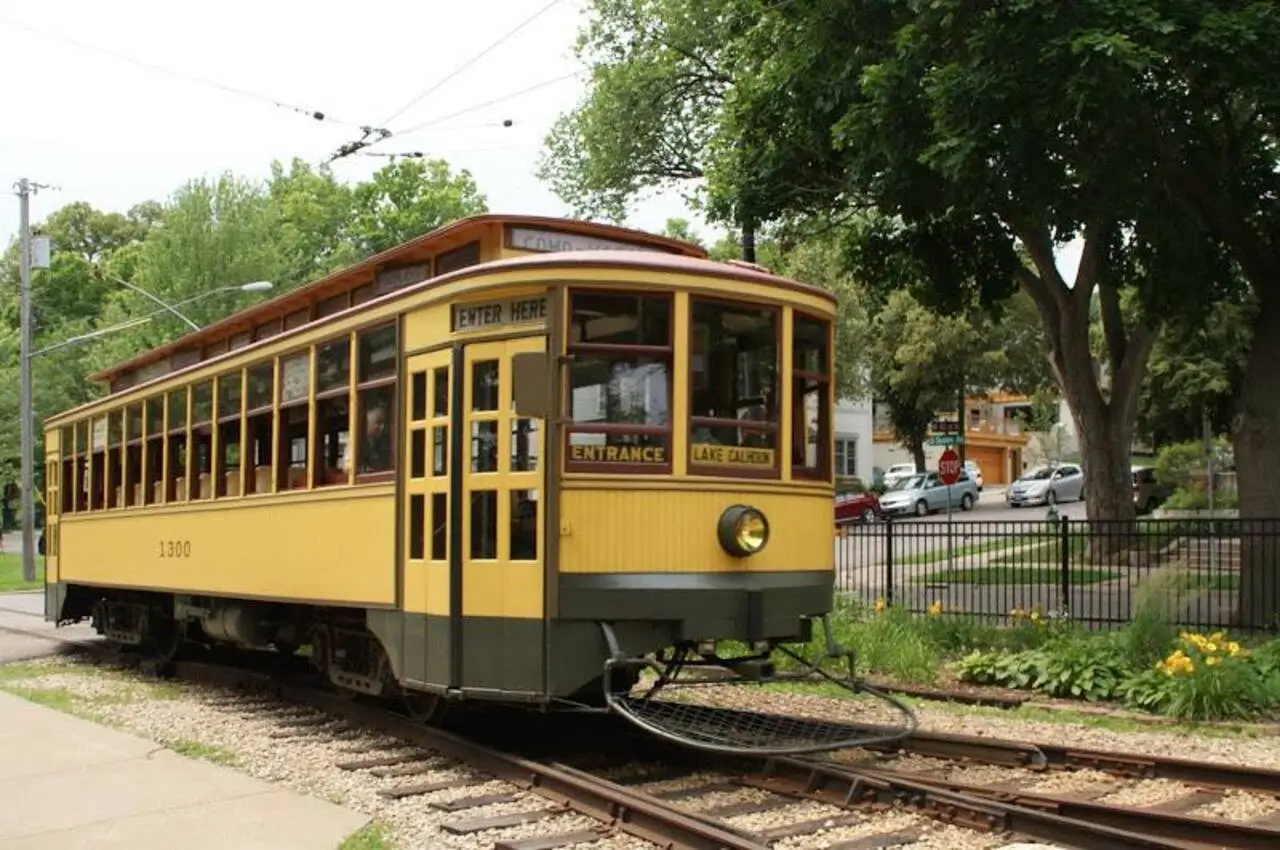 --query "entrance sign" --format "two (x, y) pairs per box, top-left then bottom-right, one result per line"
(938, 448), (961, 486)
(452, 295), (549, 332)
